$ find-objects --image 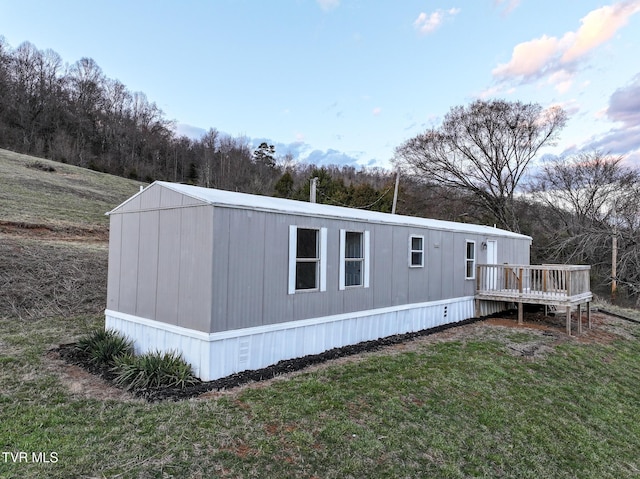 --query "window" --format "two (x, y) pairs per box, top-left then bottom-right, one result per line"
(409, 235), (424, 267)
(345, 232), (363, 286)
(465, 240), (476, 279)
(296, 228), (319, 290)
(288, 226), (327, 294)
(339, 229), (370, 290)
